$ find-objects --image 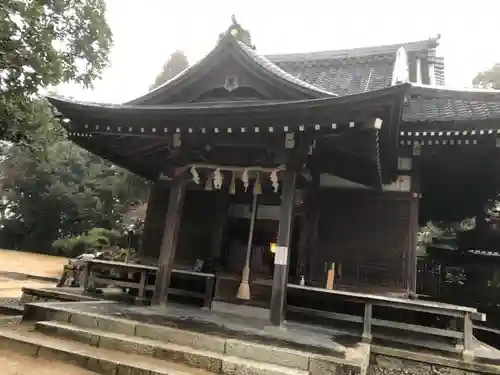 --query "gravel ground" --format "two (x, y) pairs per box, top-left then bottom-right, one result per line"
(0, 350), (98, 375)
